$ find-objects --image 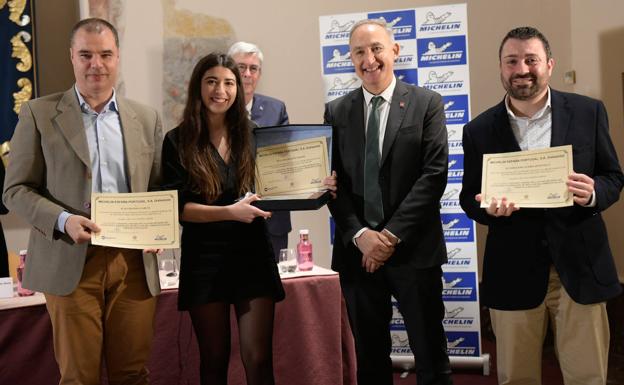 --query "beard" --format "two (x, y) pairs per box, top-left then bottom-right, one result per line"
(502, 73), (544, 101)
